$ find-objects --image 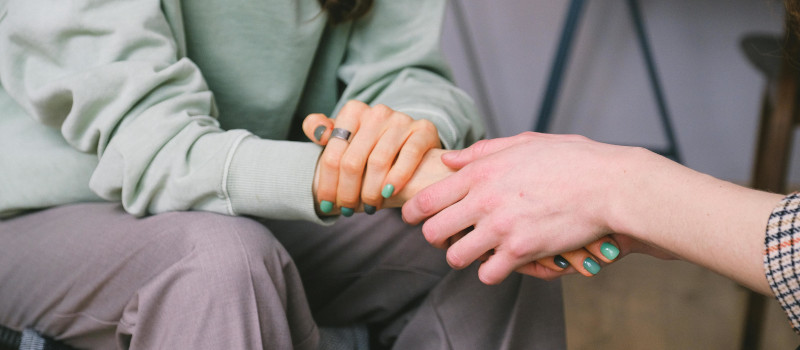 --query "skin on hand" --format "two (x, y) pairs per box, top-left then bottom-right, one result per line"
(404, 131), (783, 295)
(303, 100), (441, 215)
(310, 147), (455, 214)
(402, 132), (639, 284)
